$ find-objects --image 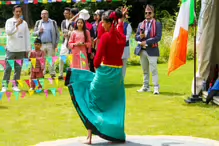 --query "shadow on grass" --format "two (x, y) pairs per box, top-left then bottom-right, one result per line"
(91, 141), (148, 146)
(0, 105), (8, 109)
(125, 84), (142, 88)
(160, 92), (185, 96)
(182, 101), (218, 108)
